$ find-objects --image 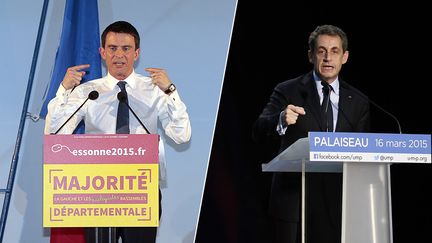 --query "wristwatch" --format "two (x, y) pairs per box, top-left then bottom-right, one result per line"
(164, 83), (176, 95)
